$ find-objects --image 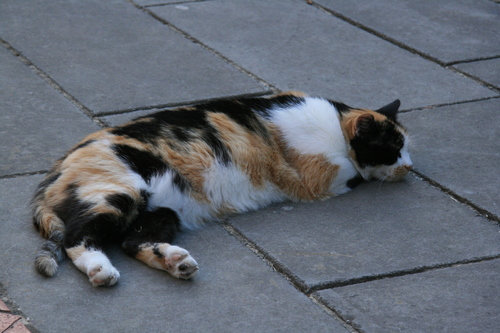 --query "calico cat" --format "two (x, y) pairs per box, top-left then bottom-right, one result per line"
(32, 92), (412, 287)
